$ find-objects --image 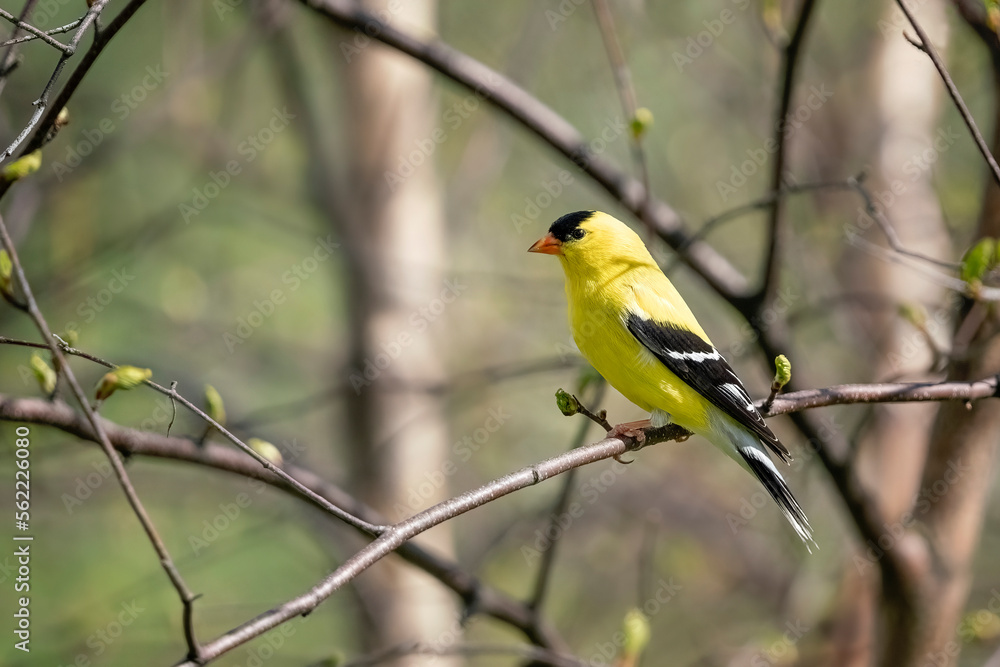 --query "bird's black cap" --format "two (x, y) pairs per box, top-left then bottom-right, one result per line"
(549, 210), (594, 242)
